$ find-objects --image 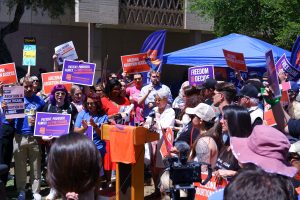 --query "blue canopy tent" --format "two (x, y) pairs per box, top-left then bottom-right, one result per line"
(163, 33), (291, 67)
